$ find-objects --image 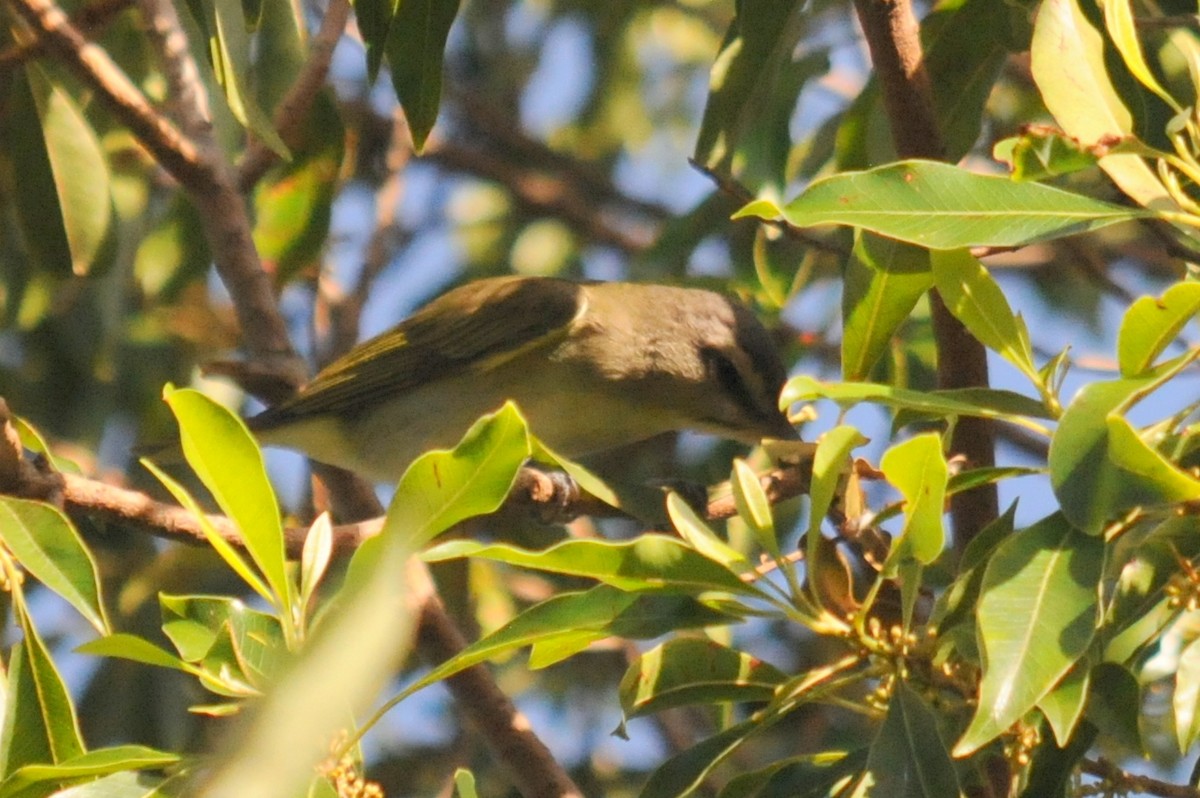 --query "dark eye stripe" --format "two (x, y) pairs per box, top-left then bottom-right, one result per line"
(701, 347), (766, 421)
